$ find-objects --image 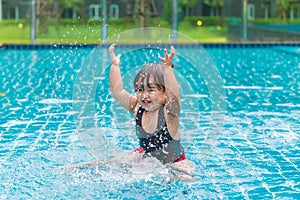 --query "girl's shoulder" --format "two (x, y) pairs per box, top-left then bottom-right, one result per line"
(132, 104), (142, 117)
